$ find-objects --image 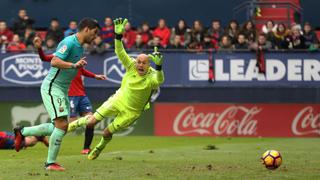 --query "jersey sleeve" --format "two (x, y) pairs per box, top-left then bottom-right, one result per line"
(38, 47), (54, 62)
(150, 68), (165, 89)
(54, 40), (72, 60)
(81, 68), (96, 78)
(114, 39), (134, 70)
